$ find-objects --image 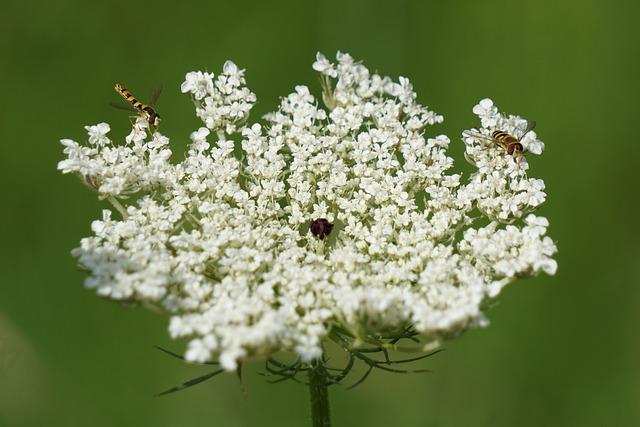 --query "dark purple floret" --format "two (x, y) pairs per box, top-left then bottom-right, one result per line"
(310, 218), (334, 240)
